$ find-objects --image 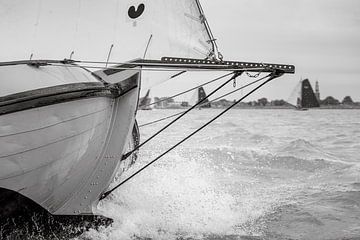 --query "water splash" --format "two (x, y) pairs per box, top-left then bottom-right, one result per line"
(80, 149), (286, 240)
